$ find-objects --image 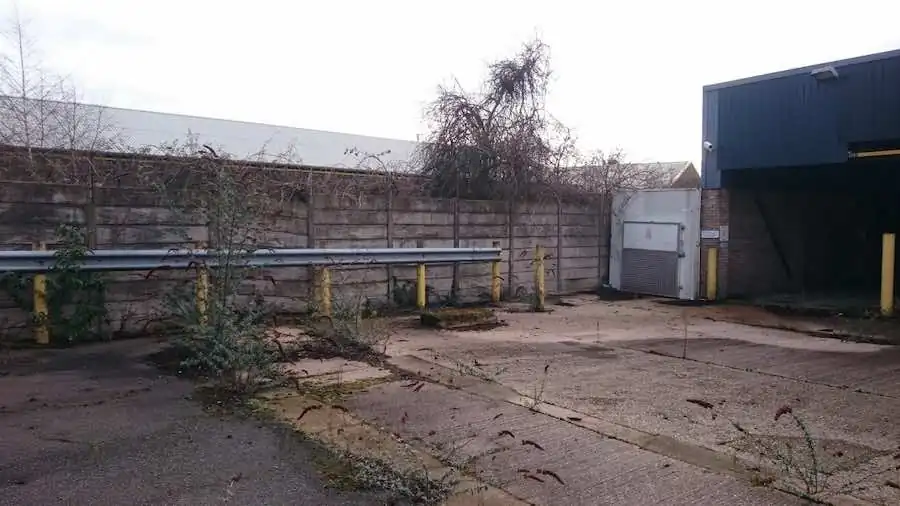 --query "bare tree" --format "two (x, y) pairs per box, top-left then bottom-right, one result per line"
(568, 149), (672, 196)
(418, 39), (575, 200)
(0, 7), (119, 178)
